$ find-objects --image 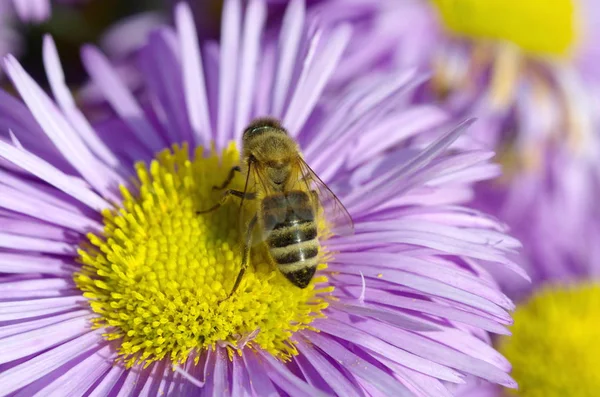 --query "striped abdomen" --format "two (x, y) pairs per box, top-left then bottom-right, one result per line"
(261, 191), (319, 288)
